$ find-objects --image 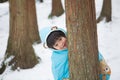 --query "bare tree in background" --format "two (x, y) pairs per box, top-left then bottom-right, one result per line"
(49, 0), (64, 18)
(3, 0), (39, 70)
(40, 0), (43, 3)
(0, 0), (8, 3)
(65, 0), (100, 79)
(97, 0), (112, 23)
